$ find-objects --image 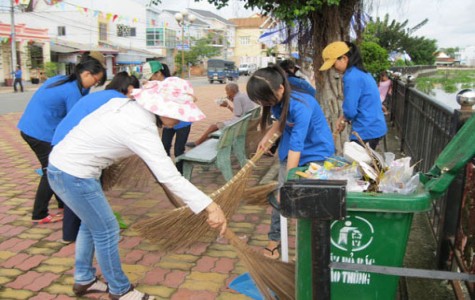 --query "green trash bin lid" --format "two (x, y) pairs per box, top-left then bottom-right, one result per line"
(421, 113), (475, 196)
(287, 168), (431, 213)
